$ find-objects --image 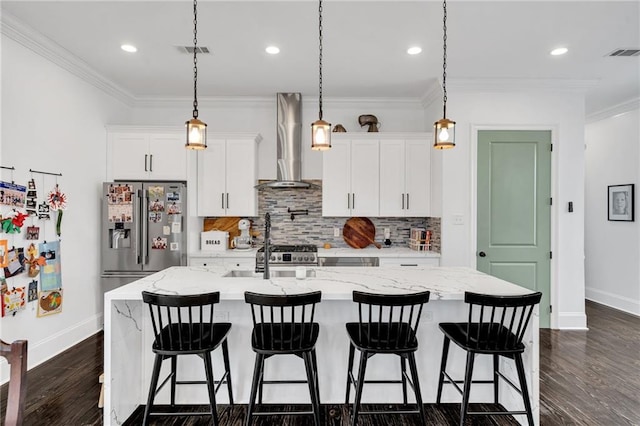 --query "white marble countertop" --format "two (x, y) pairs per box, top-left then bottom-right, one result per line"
(318, 246), (440, 258)
(189, 248), (257, 258)
(189, 246), (439, 258)
(105, 265), (529, 302)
